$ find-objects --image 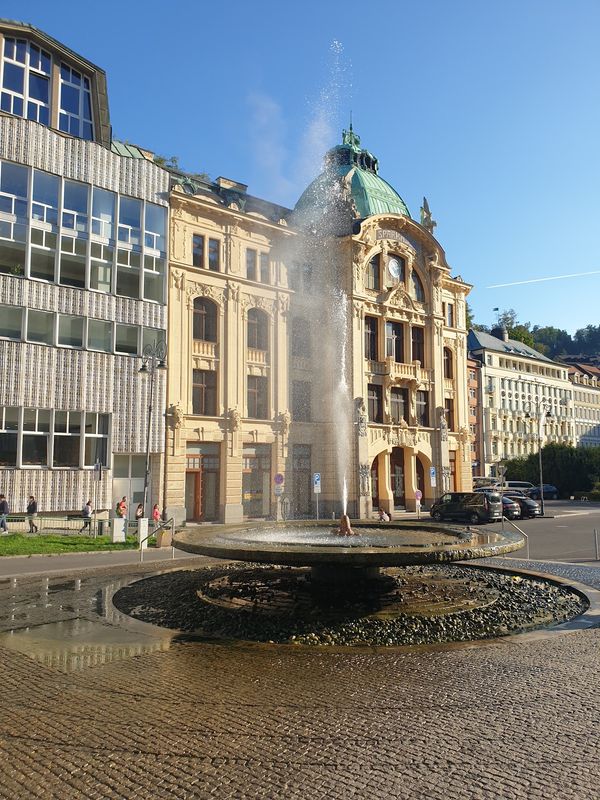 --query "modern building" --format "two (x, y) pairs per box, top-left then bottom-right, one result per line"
(468, 327), (574, 476)
(166, 128), (473, 523)
(0, 20), (169, 516)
